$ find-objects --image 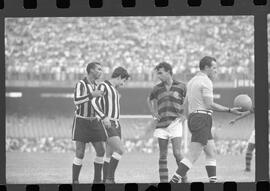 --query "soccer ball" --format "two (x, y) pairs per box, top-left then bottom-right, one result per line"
(233, 94), (253, 111)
